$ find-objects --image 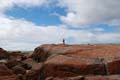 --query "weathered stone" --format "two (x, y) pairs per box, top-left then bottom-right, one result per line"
(107, 59), (120, 74)
(5, 59), (22, 68)
(21, 63), (32, 70)
(0, 64), (19, 80)
(8, 51), (24, 61)
(86, 75), (120, 80)
(0, 48), (8, 59)
(12, 65), (26, 75)
(32, 44), (120, 63)
(43, 55), (107, 78)
(24, 58), (43, 80)
(30, 44), (120, 79)
(45, 75), (120, 80)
